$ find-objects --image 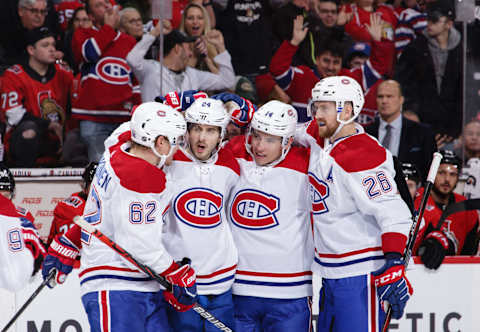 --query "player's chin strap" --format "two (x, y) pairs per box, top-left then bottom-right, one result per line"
(325, 110), (356, 148)
(151, 144), (176, 168)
